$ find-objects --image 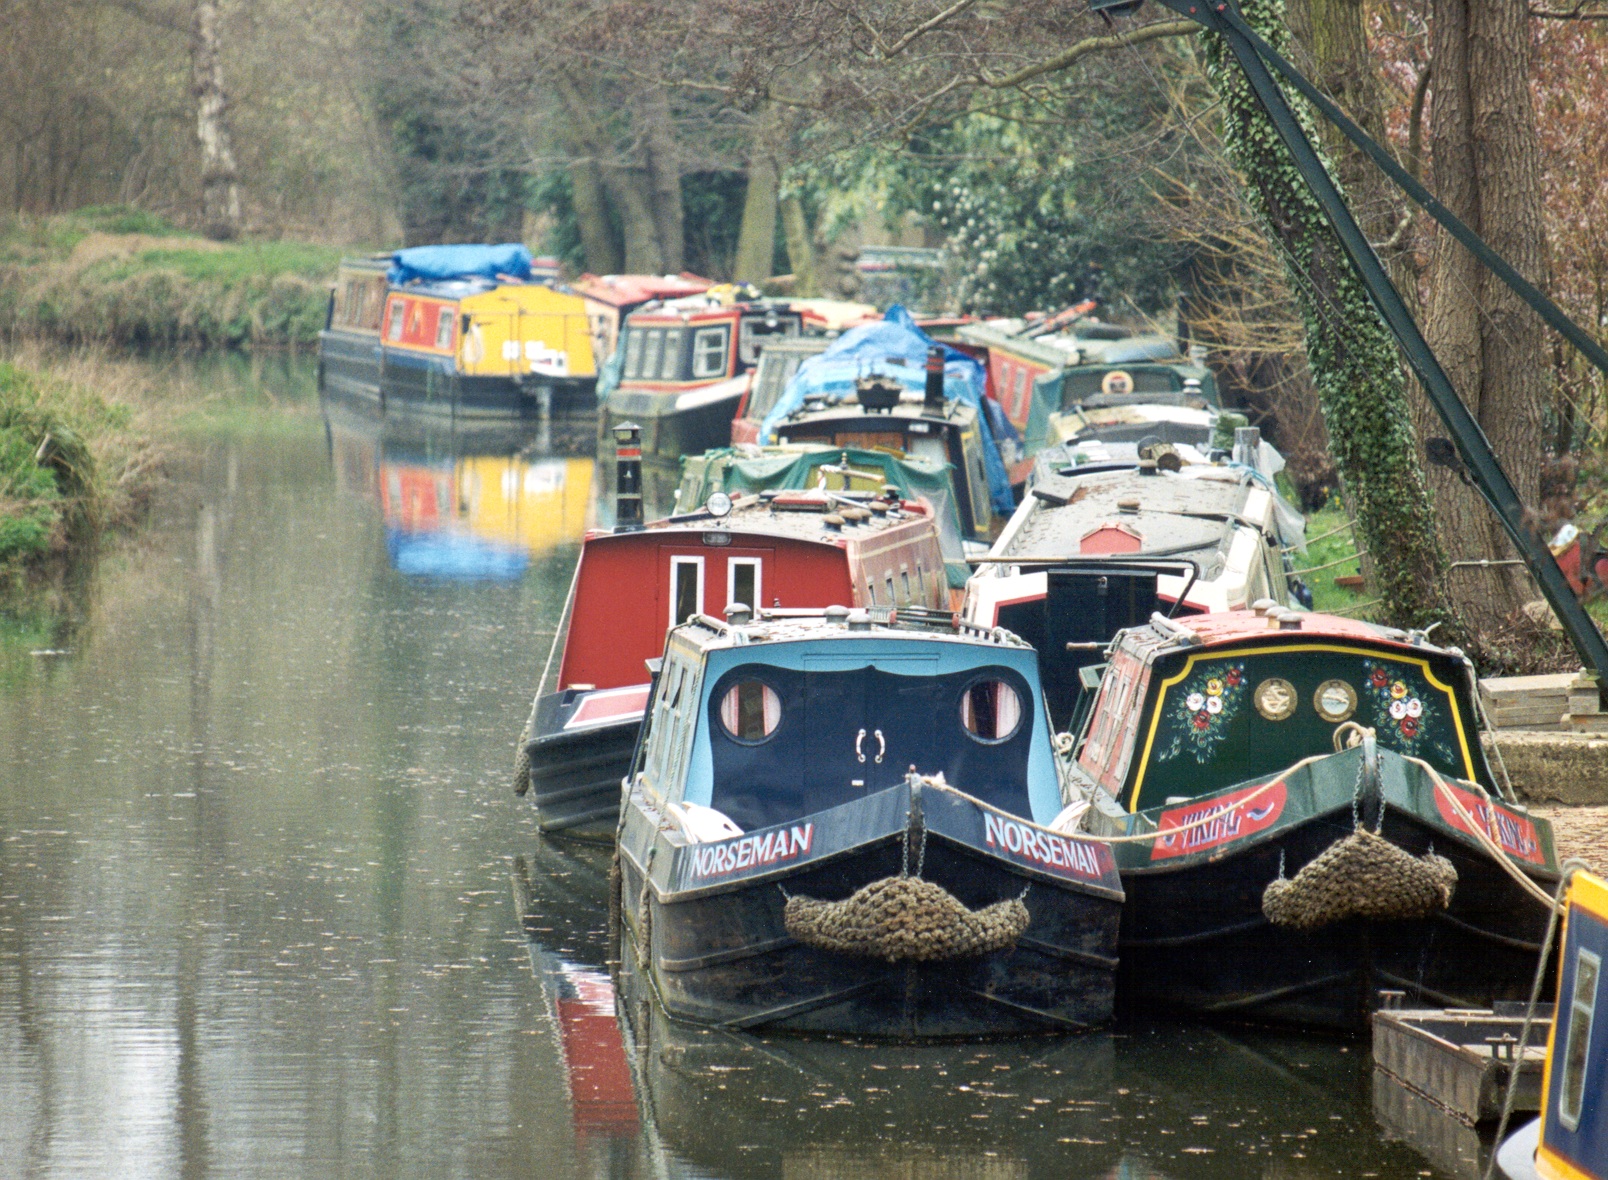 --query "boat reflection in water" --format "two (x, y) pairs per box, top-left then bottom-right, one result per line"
(513, 840), (1446, 1178)
(322, 393), (595, 578)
